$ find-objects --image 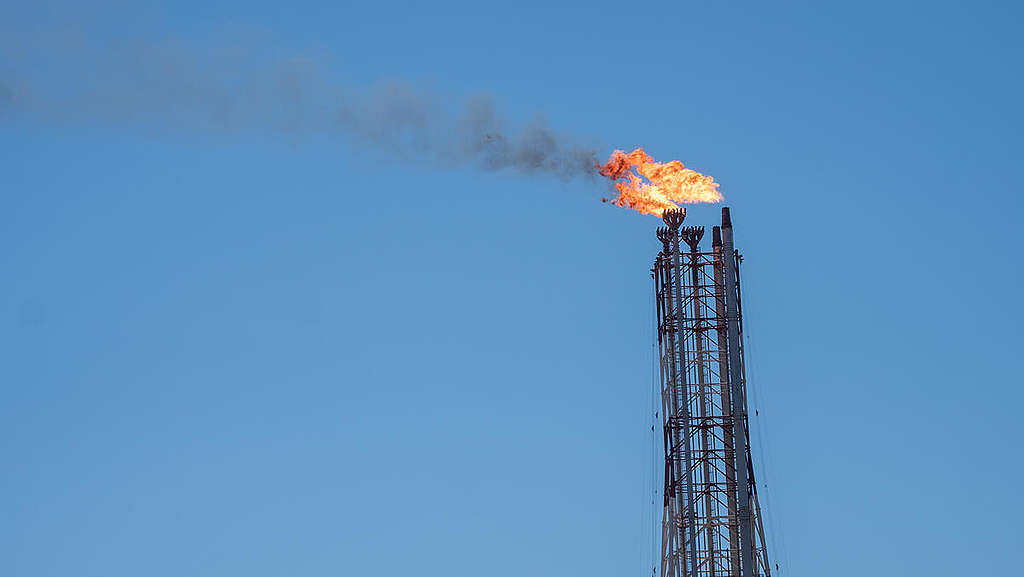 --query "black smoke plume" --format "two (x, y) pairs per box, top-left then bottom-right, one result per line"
(0, 34), (601, 181)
